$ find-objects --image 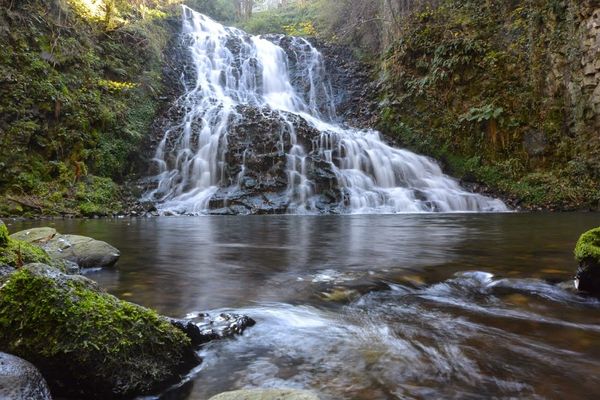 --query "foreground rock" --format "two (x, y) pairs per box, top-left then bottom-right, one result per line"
(0, 352), (52, 400)
(10, 227), (120, 268)
(574, 227), (600, 295)
(0, 263), (198, 399)
(209, 389), (320, 400)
